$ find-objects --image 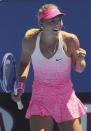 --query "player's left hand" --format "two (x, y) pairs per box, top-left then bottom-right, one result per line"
(76, 48), (86, 61)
